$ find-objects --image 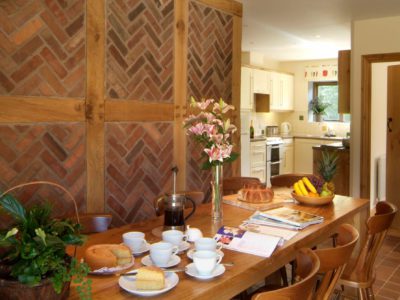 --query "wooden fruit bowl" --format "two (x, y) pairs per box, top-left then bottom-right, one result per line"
(291, 192), (335, 206)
